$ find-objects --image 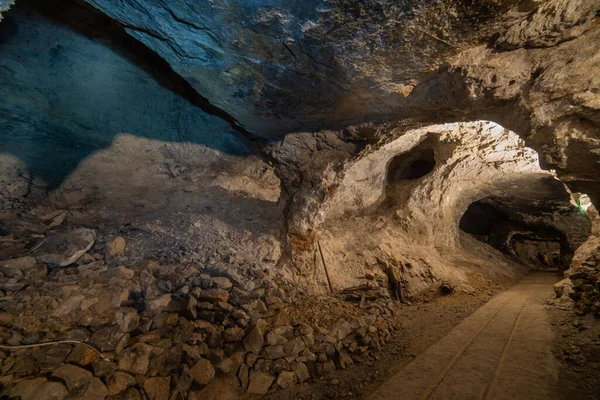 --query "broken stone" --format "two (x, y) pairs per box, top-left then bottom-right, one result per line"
(271, 358), (289, 373)
(247, 370), (274, 395)
(276, 370), (297, 389)
(33, 228), (96, 266)
(212, 277), (233, 290)
(188, 376), (241, 400)
(334, 350), (353, 370)
(117, 266), (135, 279)
(283, 337), (305, 357)
(271, 310), (291, 326)
(243, 325), (264, 353)
(70, 378), (109, 400)
(106, 387), (142, 400)
(52, 364), (93, 391)
(223, 326), (245, 342)
(157, 279), (173, 293)
(5, 377), (68, 400)
(265, 345), (285, 360)
(148, 346), (182, 377)
(215, 358), (234, 374)
(143, 376), (170, 400)
(0, 281), (25, 292)
(76, 253), (96, 265)
(190, 357), (215, 386)
(196, 288), (229, 303)
(265, 295), (285, 310)
(266, 331), (288, 346)
(329, 319), (352, 341)
(46, 211), (67, 228)
(0, 256), (36, 269)
(114, 308), (140, 333)
(291, 362), (310, 382)
(322, 360), (336, 375)
(90, 326), (126, 352)
(180, 295), (198, 320)
(173, 366), (193, 395)
(237, 364), (249, 390)
(10, 355), (38, 377)
(32, 345), (71, 371)
(228, 287), (252, 306)
(146, 294), (172, 311)
(246, 352), (258, 368)
(106, 236), (126, 258)
(117, 343), (153, 375)
(299, 323), (314, 336)
(93, 359), (117, 377)
(107, 372), (136, 395)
